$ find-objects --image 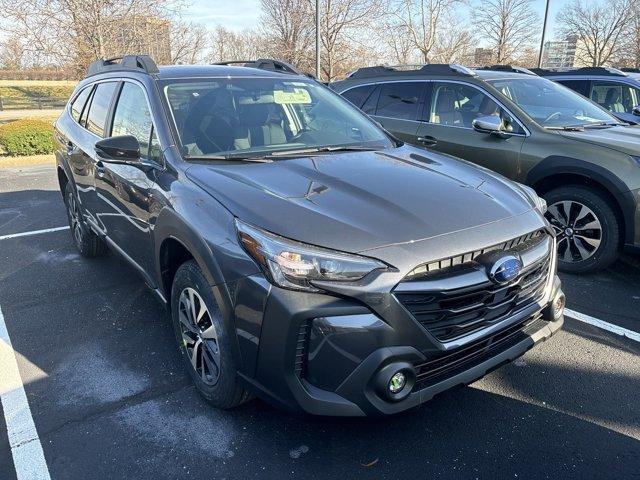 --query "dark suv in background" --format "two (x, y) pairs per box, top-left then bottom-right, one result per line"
(54, 55), (564, 416)
(332, 64), (640, 272)
(534, 66), (640, 125)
